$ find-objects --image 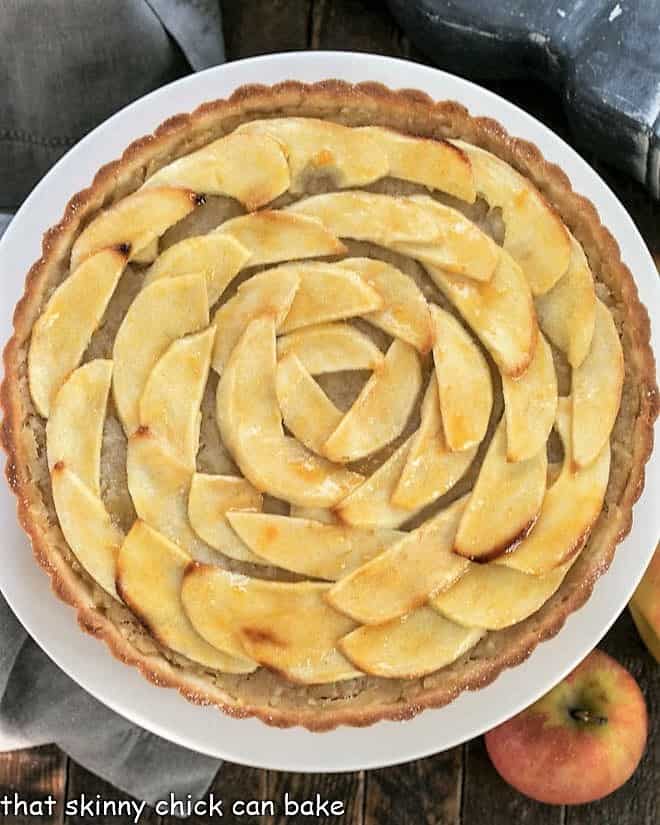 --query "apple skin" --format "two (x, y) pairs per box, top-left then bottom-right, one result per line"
(630, 544), (660, 662)
(485, 650), (647, 805)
